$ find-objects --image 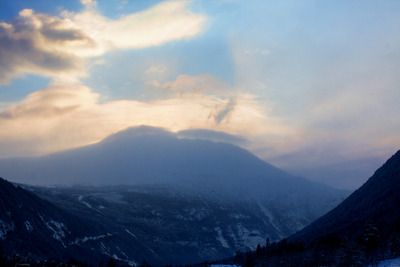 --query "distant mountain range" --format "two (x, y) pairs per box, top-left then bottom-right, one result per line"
(0, 126), (348, 265)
